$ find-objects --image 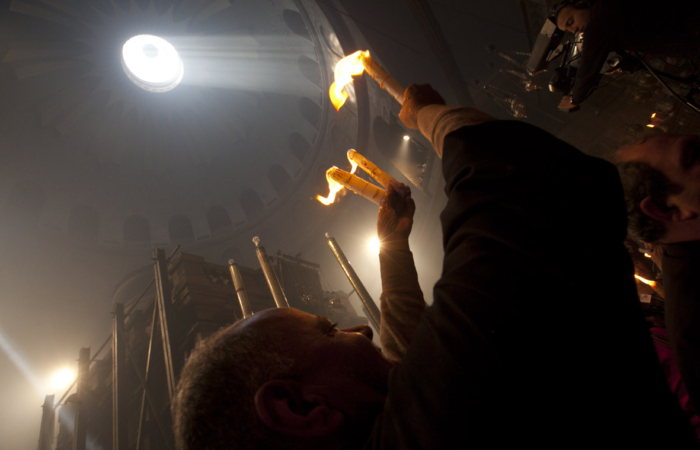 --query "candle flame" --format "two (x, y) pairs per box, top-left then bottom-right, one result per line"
(329, 50), (369, 110)
(635, 274), (657, 288)
(316, 159), (359, 205)
(651, 113), (657, 118)
(647, 124), (655, 128)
